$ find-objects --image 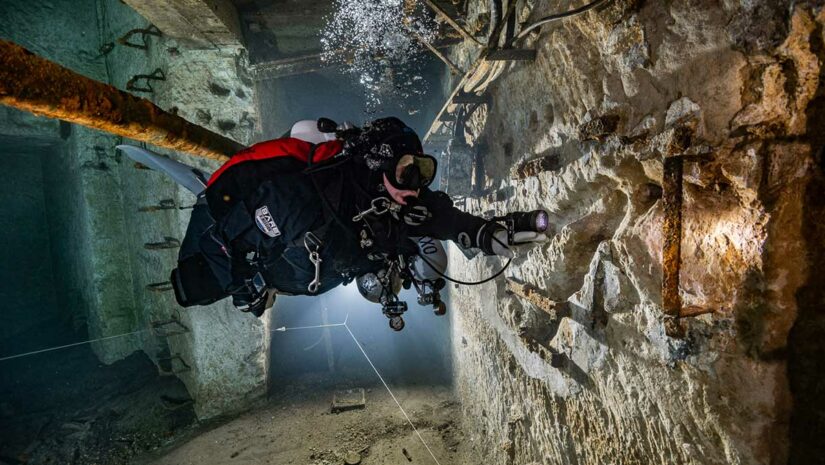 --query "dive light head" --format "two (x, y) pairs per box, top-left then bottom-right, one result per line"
(506, 210), (549, 233)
